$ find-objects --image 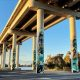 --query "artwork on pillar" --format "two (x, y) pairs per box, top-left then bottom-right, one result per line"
(37, 31), (44, 73)
(34, 50), (36, 61)
(33, 50), (36, 69)
(72, 38), (79, 72)
(72, 39), (77, 58)
(38, 32), (44, 54)
(12, 49), (16, 70)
